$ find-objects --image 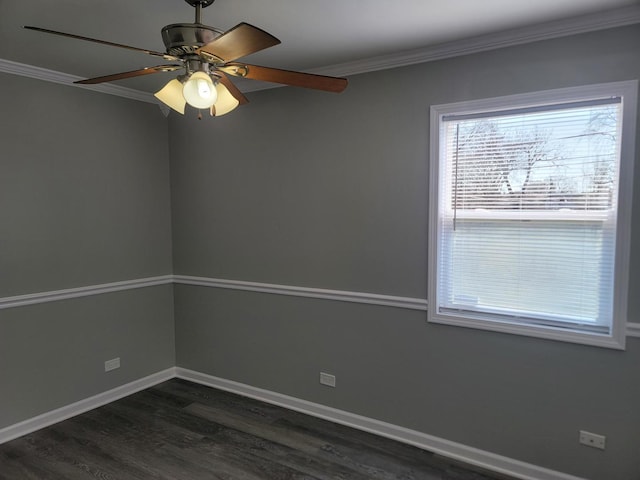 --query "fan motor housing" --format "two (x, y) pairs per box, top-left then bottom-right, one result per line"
(184, 0), (216, 7)
(161, 23), (223, 57)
